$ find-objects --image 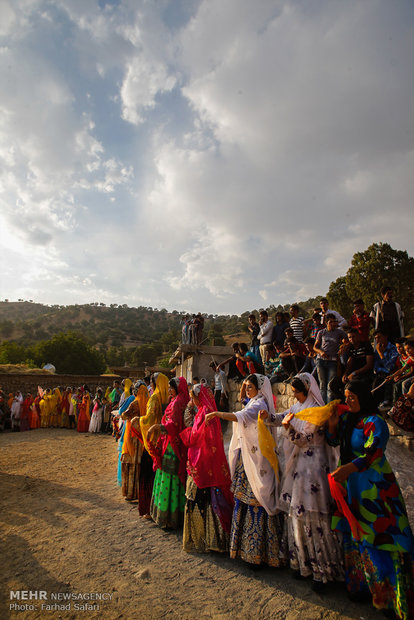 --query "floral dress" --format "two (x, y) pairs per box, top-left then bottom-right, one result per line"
(327, 413), (414, 619)
(276, 415), (344, 583)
